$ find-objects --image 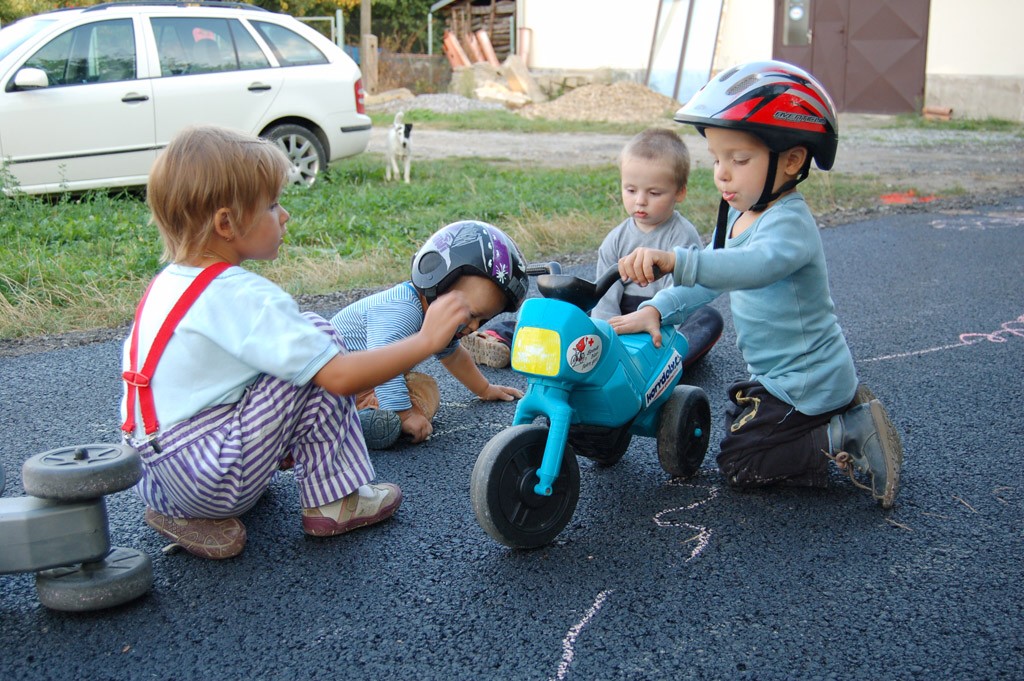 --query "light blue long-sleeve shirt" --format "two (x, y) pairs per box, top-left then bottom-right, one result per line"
(642, 193), (857, 415)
